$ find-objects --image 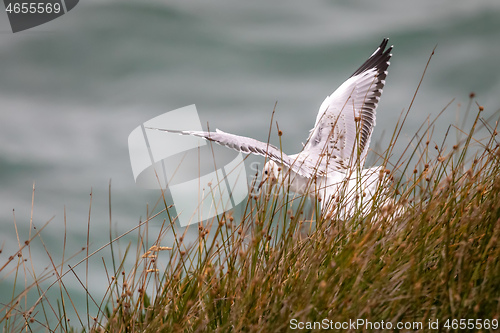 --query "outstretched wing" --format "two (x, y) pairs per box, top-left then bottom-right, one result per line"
(148, 128), (322, 178)
(302, 38), (392, 173)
